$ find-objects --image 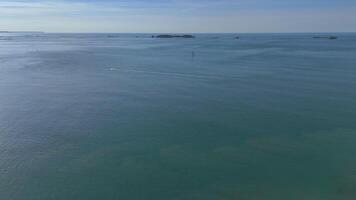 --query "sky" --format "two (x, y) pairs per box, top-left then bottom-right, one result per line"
(0, 0), (355, 33)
